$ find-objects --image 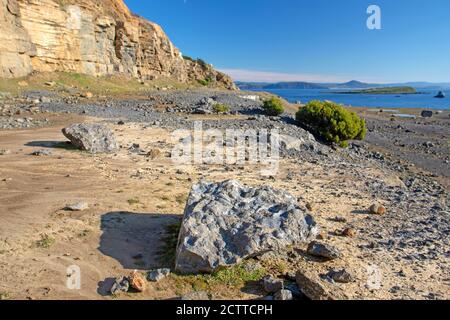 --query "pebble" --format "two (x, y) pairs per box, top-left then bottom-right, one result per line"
(31, 149), (52, 156)
(147, 268), (171, 282)
(327, 269), (355, 283)
(342, 227), (357, 238)
(369, 204), (387, 215)
(65, 202), (89, 211)
(262, 276), (284, 293)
